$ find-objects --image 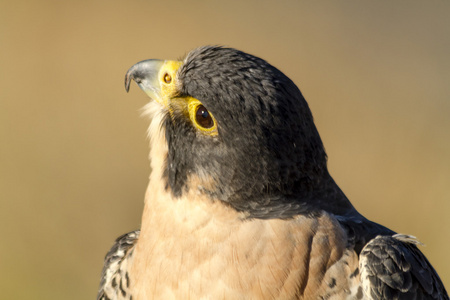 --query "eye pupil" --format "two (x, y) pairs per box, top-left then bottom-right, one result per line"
(163, 73), (172, 83)
(195, 105), (214, 129)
